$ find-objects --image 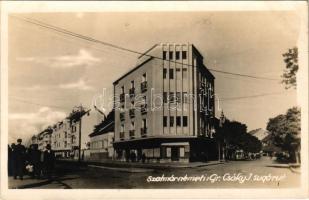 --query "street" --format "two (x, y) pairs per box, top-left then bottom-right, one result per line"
(9, 157), (300, 189)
